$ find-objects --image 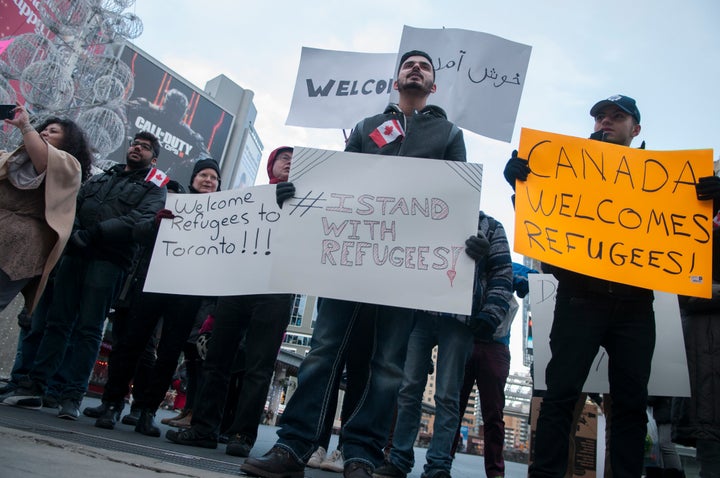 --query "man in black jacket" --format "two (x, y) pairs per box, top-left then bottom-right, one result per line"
(505, 95), (655, 478)
(242, 50), (484, 478)
(3, 132), (167, 420)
